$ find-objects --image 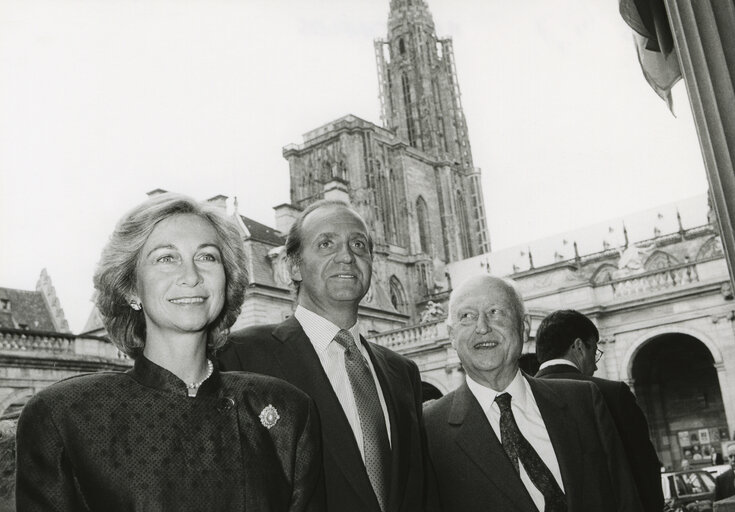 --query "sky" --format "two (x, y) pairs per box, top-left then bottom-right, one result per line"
(0, 0), (709, 333)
